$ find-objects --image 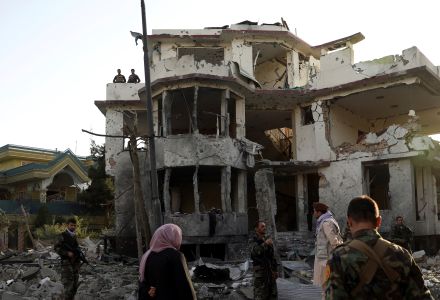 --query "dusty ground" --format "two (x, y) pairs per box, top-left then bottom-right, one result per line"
(0, 244), (439, 299)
